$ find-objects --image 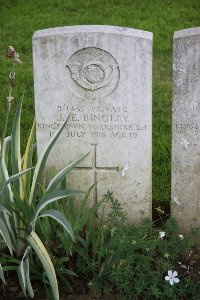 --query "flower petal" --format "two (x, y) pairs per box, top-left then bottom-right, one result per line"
(173, 271), (178, 277)
(165, 276), (170, 281)
(168, 270), (173, 276)
(159, 231), (166, 239)
(169, 279), (174, 285)
(173, 278), (179, 283)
